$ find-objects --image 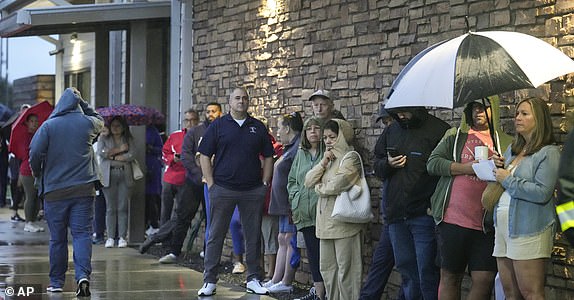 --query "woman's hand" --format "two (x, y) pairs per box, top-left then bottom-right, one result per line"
(491, 153), (505, 168)
(494, 168), (510, 183)
(321, 149), (336, 168)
